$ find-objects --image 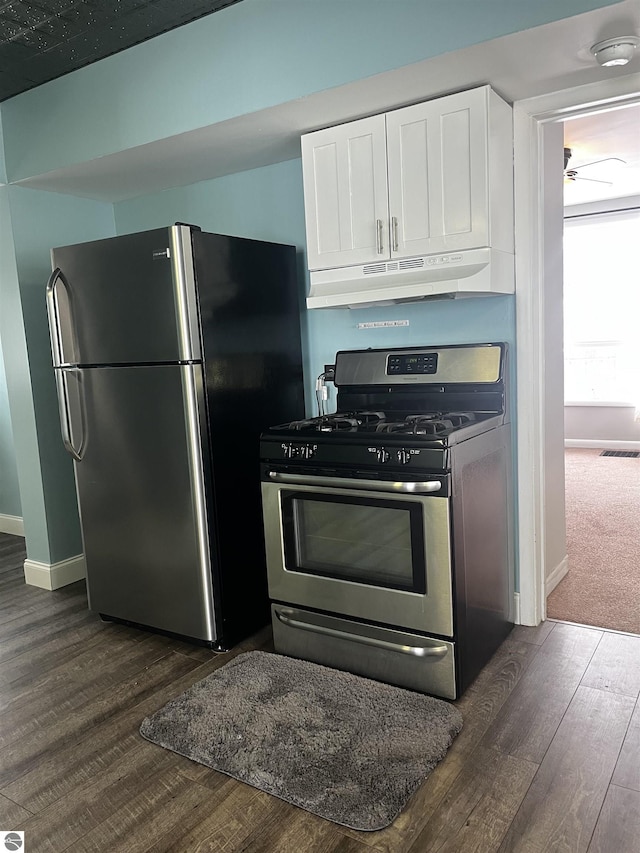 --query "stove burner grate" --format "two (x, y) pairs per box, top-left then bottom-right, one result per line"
(287, 411), (386, 432)
(284, 410), (481, 435)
